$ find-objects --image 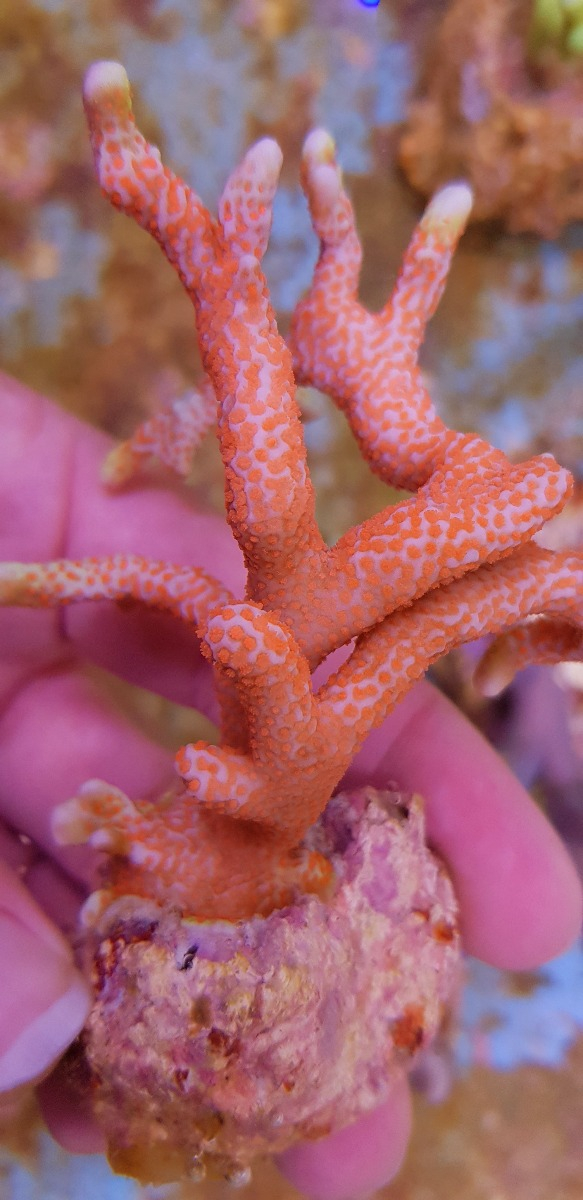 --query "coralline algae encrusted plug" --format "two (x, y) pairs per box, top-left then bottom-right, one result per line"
(84, 789), (458, 1184)
(1, 60), (583, 1185)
